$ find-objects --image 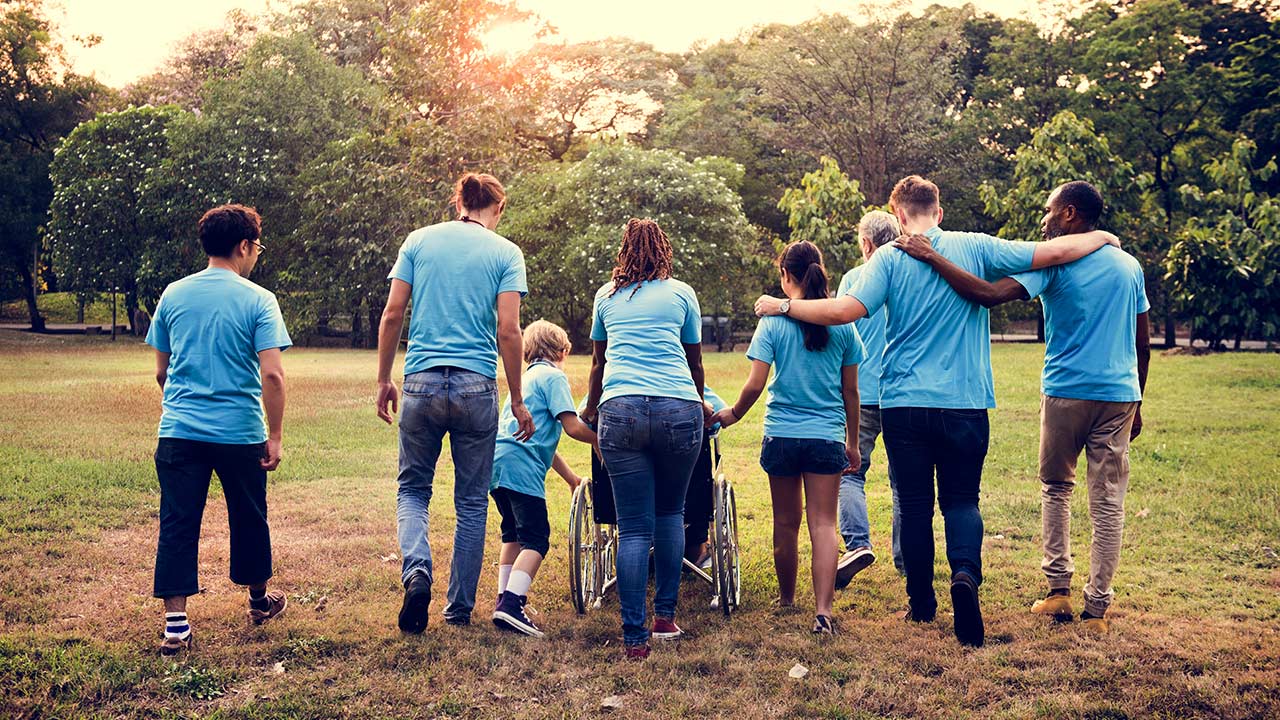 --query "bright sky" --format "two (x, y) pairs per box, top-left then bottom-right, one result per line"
(56, 0), (1048, 87)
